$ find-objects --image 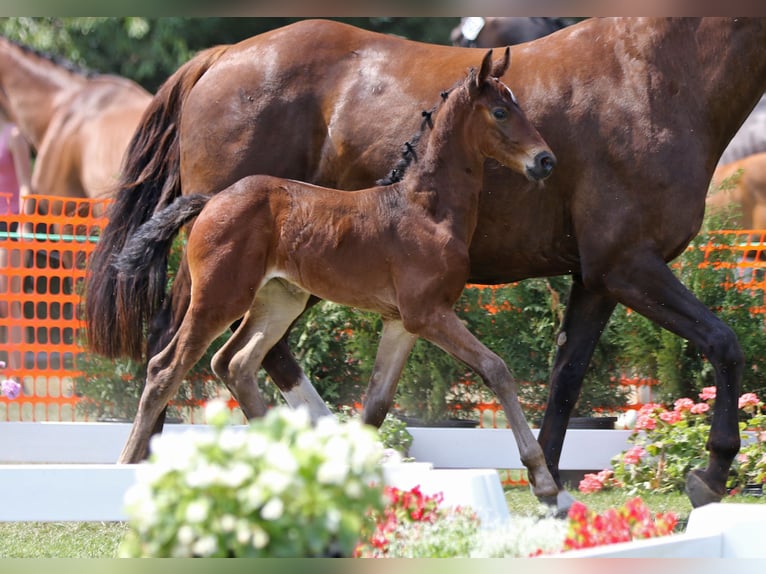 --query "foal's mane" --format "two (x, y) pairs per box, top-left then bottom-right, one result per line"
(1, 36), (96, 78)
(376, 73), (472, 186)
